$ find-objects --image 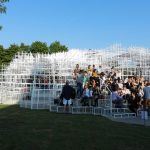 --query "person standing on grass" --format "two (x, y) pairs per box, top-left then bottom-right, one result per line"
(60, 80), (75, 112)
(143, 82), (150, 115)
